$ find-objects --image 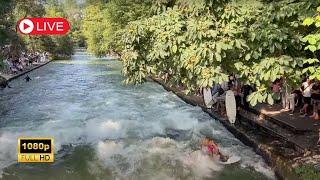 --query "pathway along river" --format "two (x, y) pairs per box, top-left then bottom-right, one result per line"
(0, 51), (275, 180)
